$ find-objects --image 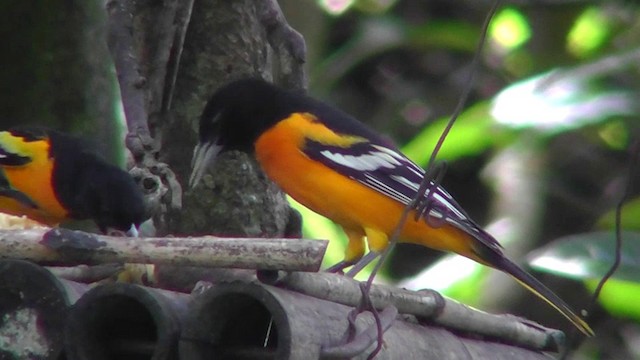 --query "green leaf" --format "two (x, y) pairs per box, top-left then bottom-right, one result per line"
(528, 231), (640, 283)
(399, 254), (487, 306)
(585, 278), (640, 321)
(402, 101), (501, 166)
(489, 7), (531, 50)
(567, 7), (613, 58)
(597, 197), (640, 231)
(406, 20), (480, 53)
(491, 69), (635, 135)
